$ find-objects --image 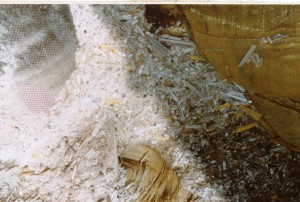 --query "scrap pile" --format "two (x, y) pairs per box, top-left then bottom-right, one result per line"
(110, 5), (300, 201)
(0, 5), (299, 201)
